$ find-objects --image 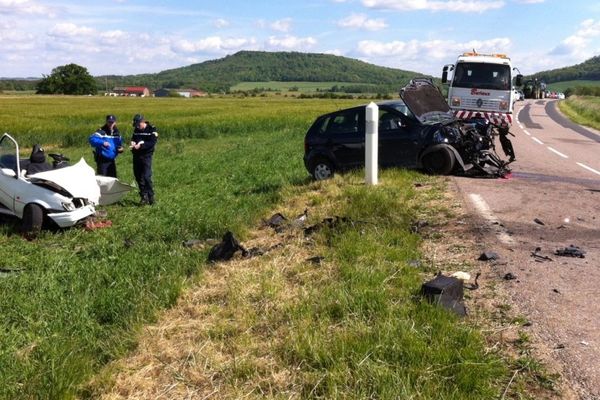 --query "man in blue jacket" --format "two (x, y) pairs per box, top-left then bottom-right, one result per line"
(89, 114), (123, 177)
(130, 114), (158, 205)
